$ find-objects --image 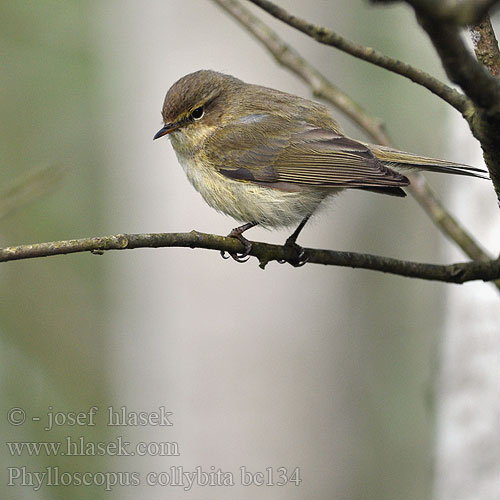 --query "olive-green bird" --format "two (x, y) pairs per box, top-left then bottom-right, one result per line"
(154, 70), (486, 265)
